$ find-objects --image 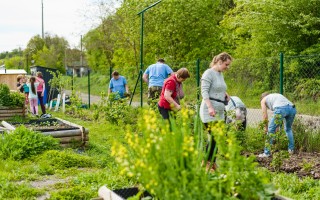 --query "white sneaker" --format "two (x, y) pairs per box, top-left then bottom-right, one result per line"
(258, 153), (270, 158)
(288, 149), (294, 154)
